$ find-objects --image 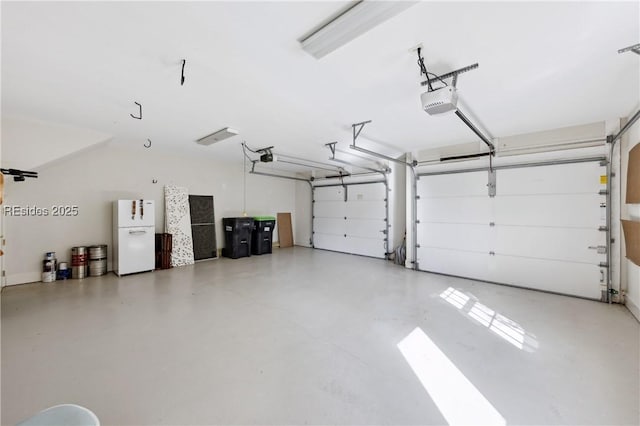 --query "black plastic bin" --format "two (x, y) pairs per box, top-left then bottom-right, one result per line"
(252, 216), (276, 255)
(222, 217), (254, 259)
